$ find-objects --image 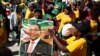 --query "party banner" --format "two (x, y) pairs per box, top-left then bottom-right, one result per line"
(20, 19), (54, 45)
